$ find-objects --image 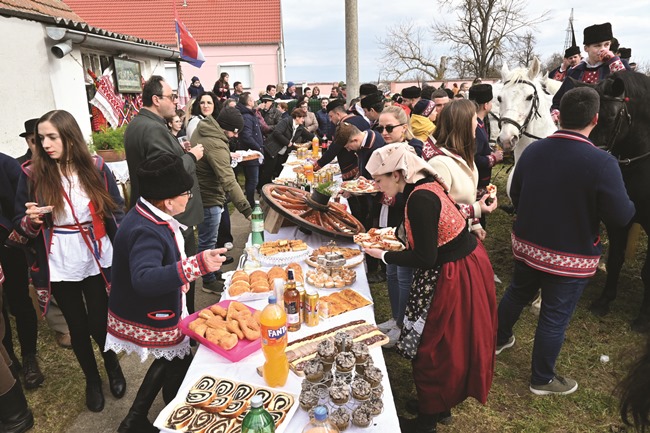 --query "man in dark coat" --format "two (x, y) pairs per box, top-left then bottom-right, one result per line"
(236, 92), (264, 208)
(548, 46), (581, 82)
(497, 88), (635, 395)
(16, 119), (38, 165)
(124, 75), (205, 313)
